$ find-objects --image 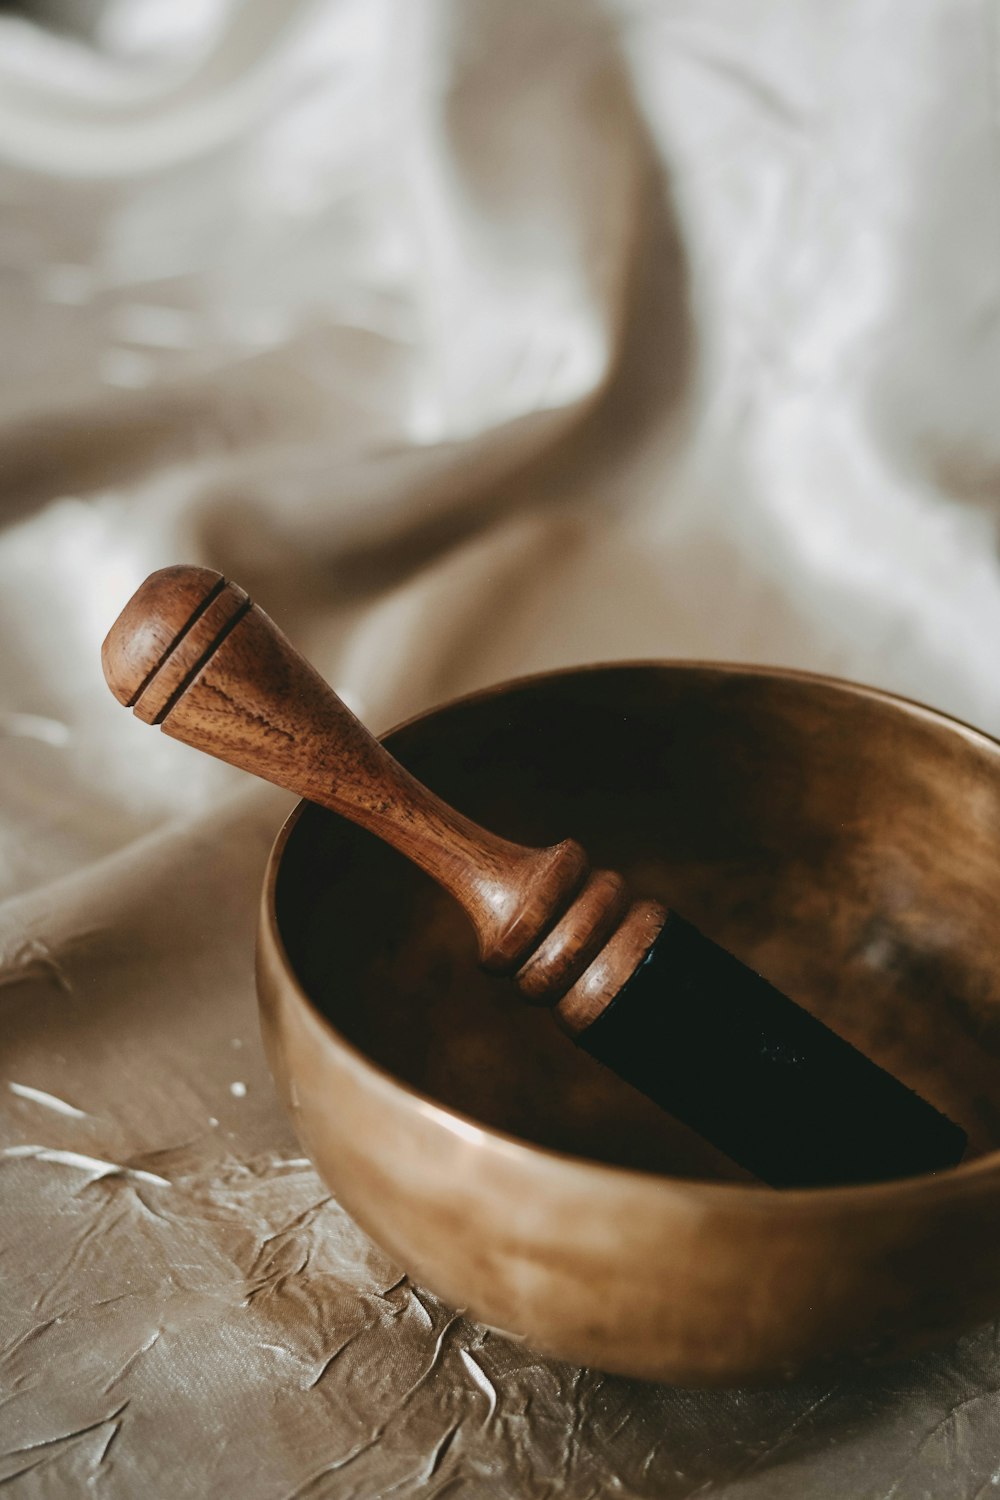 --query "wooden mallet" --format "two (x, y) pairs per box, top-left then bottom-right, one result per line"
(102, 565), (967, 1187)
